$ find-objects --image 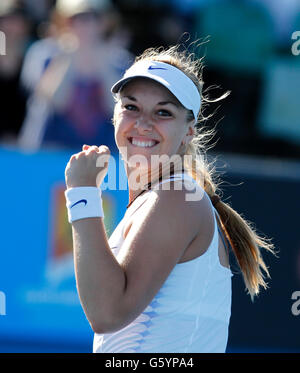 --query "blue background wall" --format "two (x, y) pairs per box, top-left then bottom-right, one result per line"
(0, 146), (299, 352)
(0, 146), (128, 352)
